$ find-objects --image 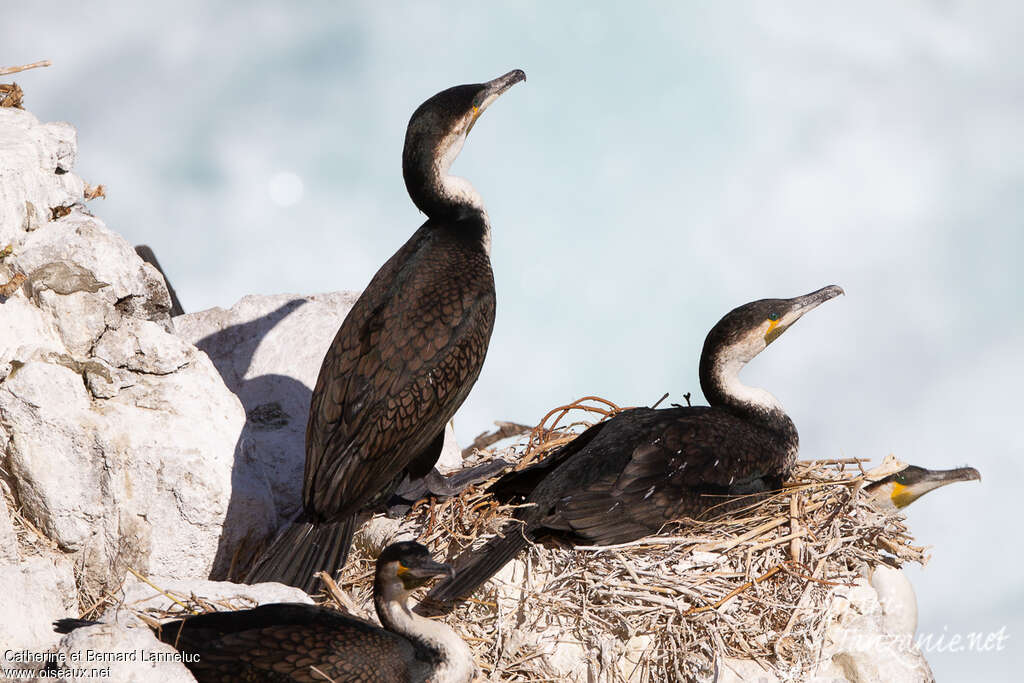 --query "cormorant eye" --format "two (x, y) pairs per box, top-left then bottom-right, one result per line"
(768, 312), (779, 322)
